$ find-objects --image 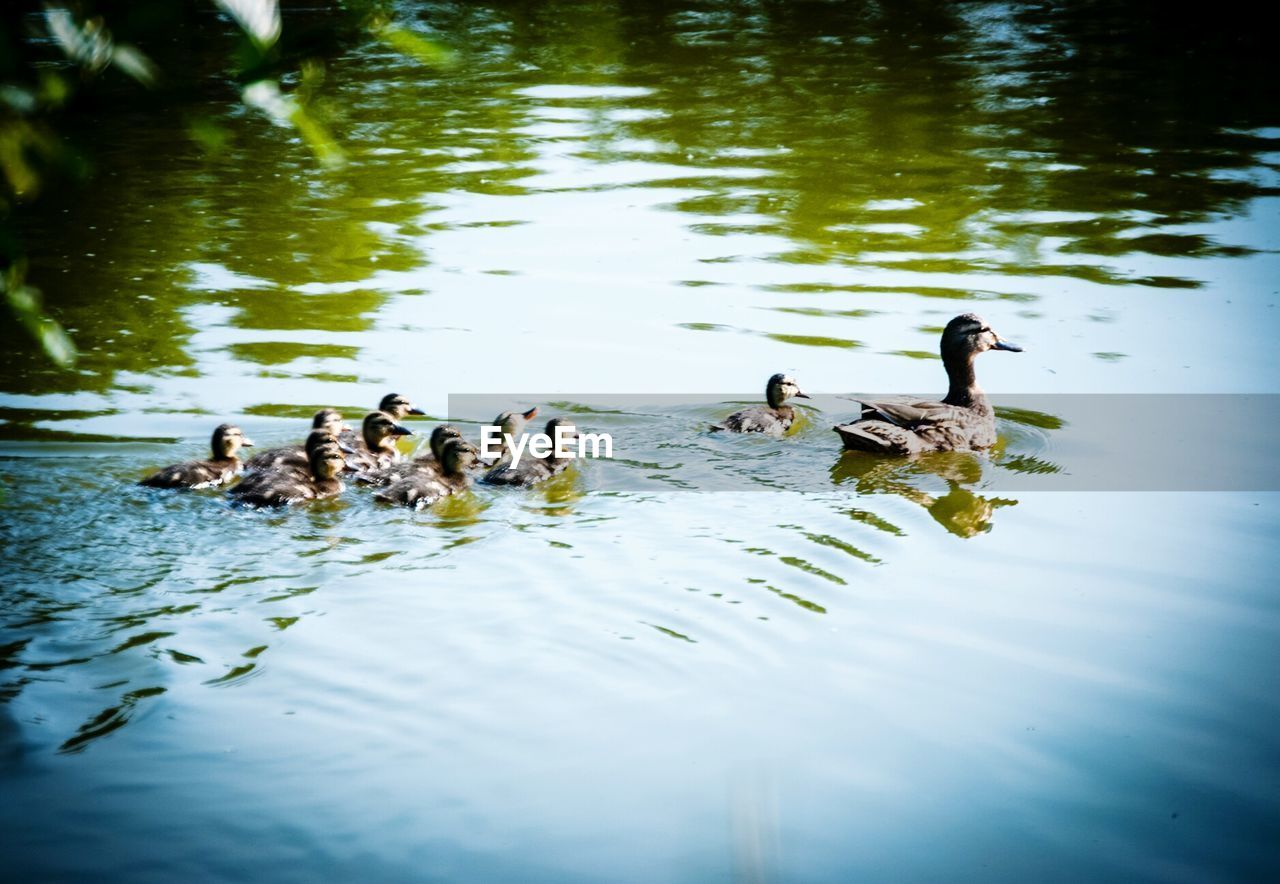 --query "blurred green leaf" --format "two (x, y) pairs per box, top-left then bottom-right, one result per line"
(242, 79), (345, 169)
(2, 263), (78, 368)
(373, 23), (458, 69)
